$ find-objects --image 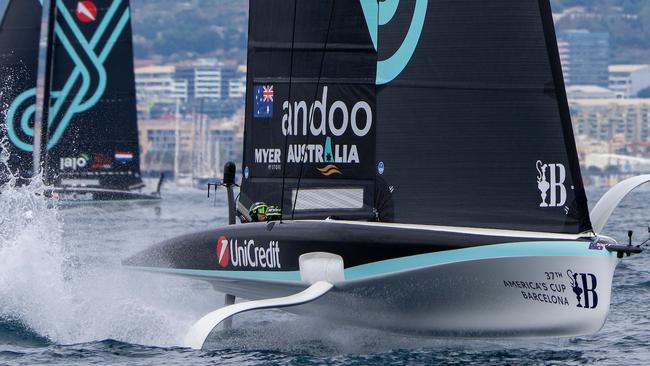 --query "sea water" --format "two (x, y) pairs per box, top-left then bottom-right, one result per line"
(1, 165), (649, 364)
